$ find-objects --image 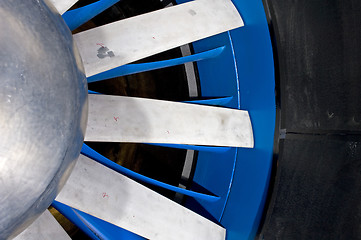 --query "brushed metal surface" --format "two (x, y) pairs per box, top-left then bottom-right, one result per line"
(13, 210), (71, 240)
(85, 94), (254, 148)
(48, 0), (79, 14)
(56, 155), (226, 240)
(74, 0), (244, 77)
(0, 0), (87, 238)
